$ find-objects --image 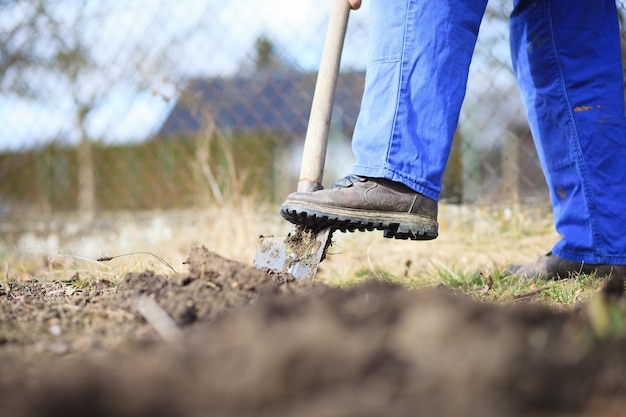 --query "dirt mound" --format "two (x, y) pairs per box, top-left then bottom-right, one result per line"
(1, 246), (625, 417)
(117, 246), (316, 326)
